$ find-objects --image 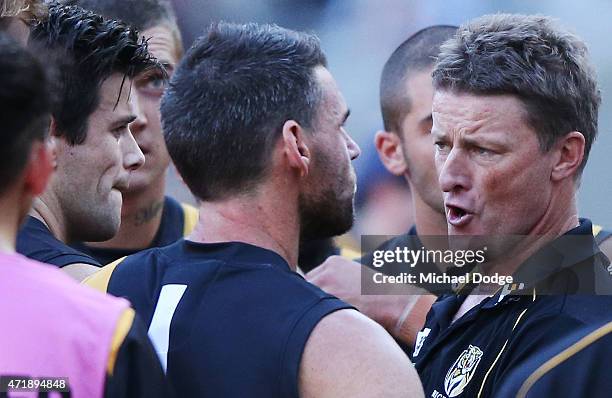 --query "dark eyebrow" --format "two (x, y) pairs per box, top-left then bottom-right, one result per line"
(111, 115), (137, 130)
